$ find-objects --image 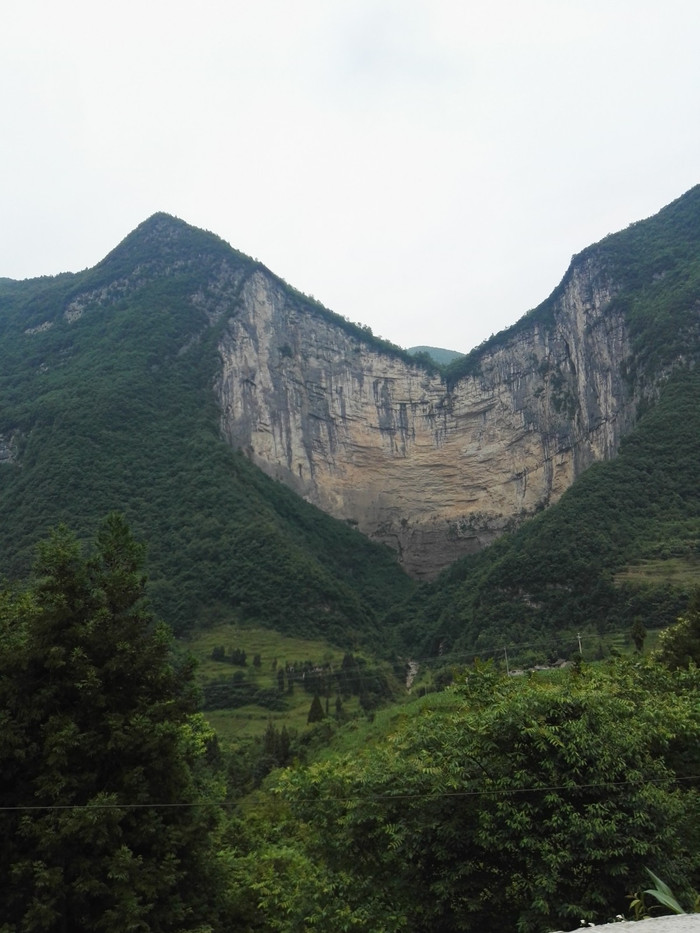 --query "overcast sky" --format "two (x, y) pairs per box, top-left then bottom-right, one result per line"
(2, 0), (699, 352)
